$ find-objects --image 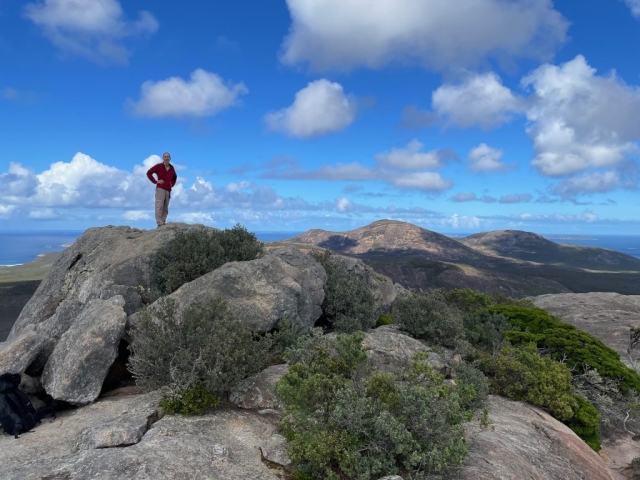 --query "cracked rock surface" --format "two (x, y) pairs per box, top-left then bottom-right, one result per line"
(0, 391), (284, 480)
